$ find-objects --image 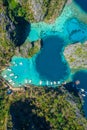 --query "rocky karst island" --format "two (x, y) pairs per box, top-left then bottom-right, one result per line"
(0, 0), (87, 130)
(64, 41), (87, 70)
